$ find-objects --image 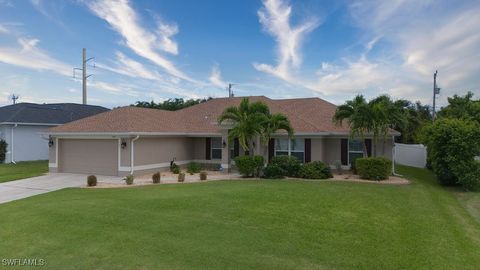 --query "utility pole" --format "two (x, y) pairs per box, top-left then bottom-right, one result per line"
(11, 94), (19, 104)
(73, 48), (94, 105)
(432, 70), (440, 121)
(227, 83), (235, 98)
